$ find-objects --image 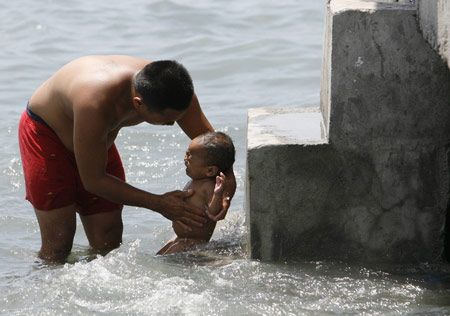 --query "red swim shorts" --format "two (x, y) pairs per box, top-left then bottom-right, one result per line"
(18, 109), (125, 215)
